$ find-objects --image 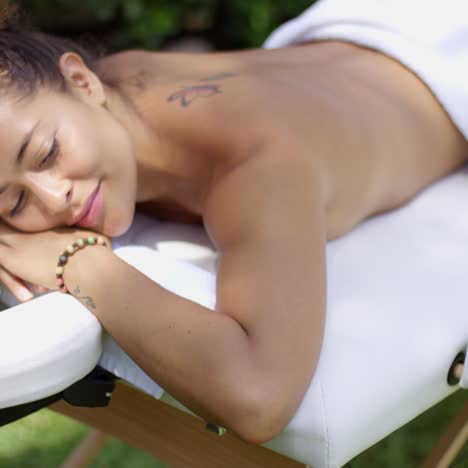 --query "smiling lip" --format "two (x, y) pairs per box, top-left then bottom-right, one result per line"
(75, 183), (103, 228)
